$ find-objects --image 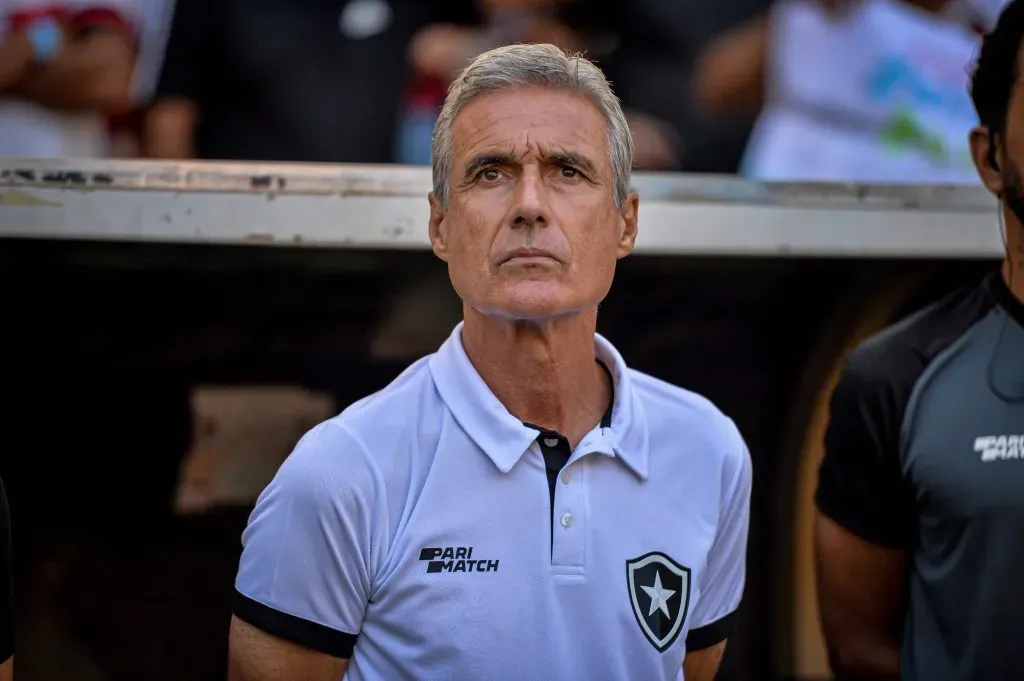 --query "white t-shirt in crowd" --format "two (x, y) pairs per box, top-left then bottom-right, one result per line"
(742, 0), (983, 184)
